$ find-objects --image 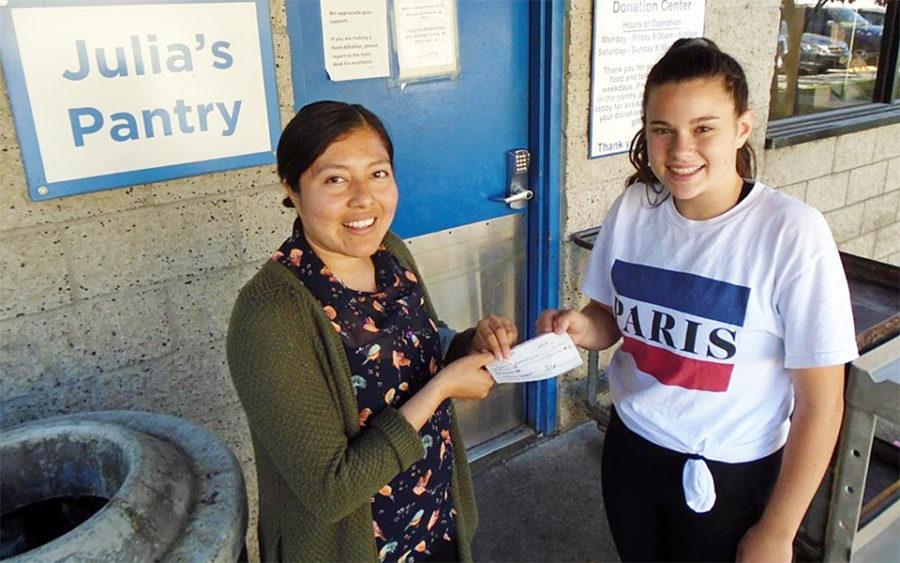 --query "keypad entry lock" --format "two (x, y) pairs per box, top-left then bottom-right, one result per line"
(491, 149), (534, 209)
